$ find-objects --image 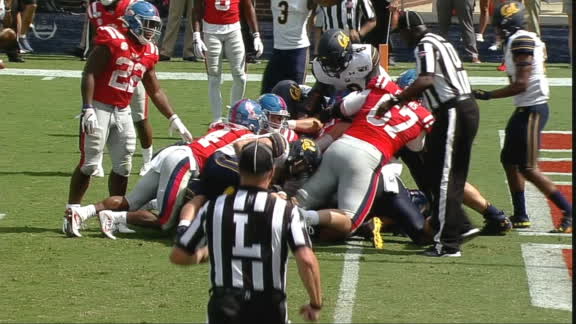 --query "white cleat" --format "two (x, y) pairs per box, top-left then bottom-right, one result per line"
(94, 165), (105, 178)
(65, 207), (84, 238)
(62, 217), (68, 234)
(98, 210), (118, 240)
(117, 223), (136, 234)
